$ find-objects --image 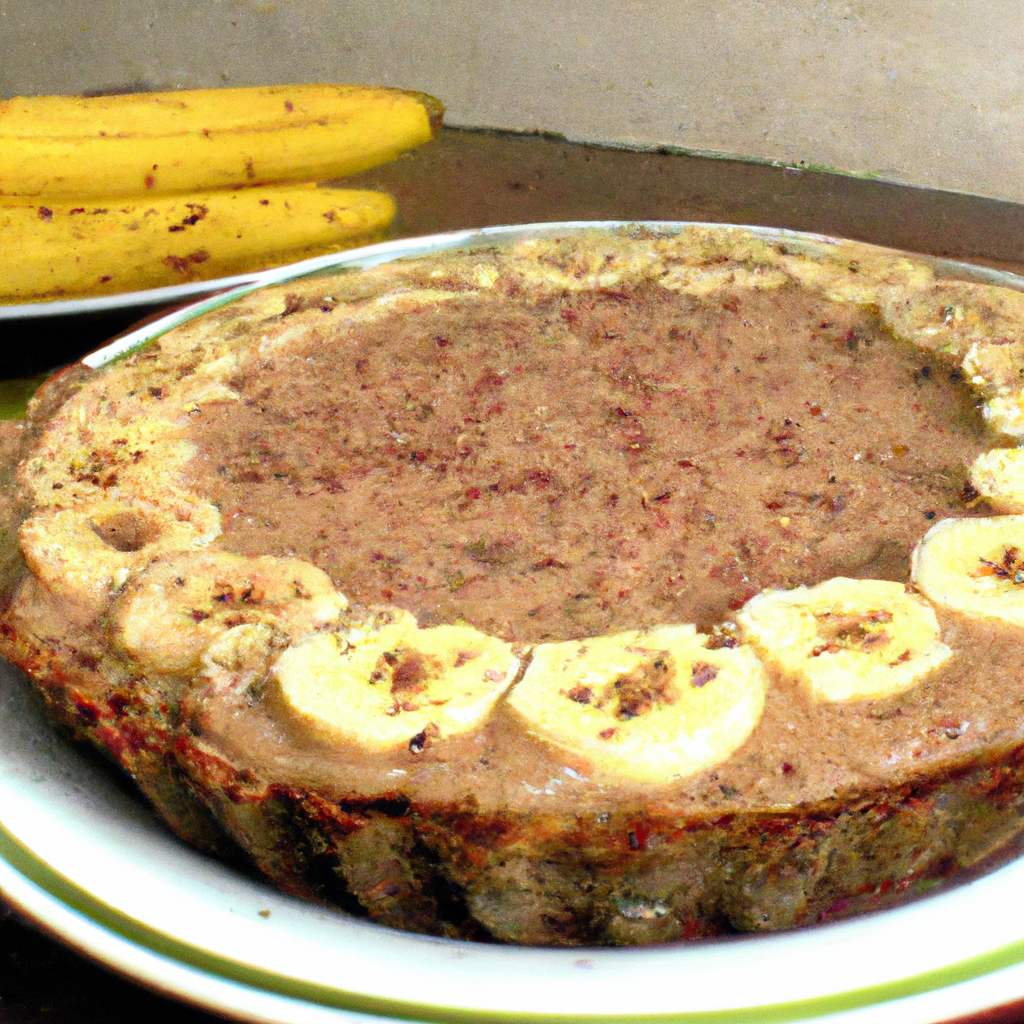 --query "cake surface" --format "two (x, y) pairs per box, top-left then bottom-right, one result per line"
(7, 224), (1024, 944)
